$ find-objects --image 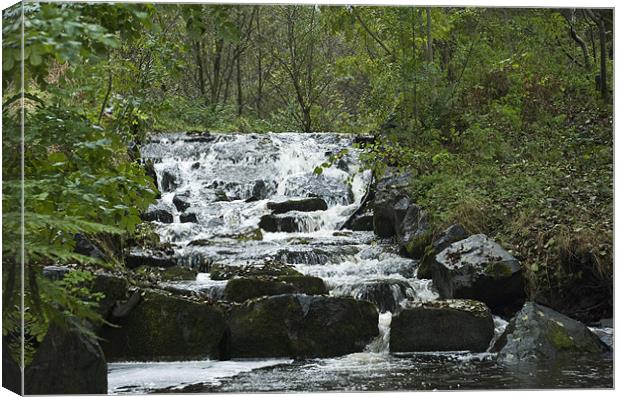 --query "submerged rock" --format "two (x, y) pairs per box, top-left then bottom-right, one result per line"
(493, 302), (608, 362)
(99, 290), (227, 361)
(390, 299), (494, 353)
(25, 325), (107, 394)
(227, 294), (378, 358)
(267, 197), (328, 214)
(223, 275), (327, 302)
(431, 234), (525, 313)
